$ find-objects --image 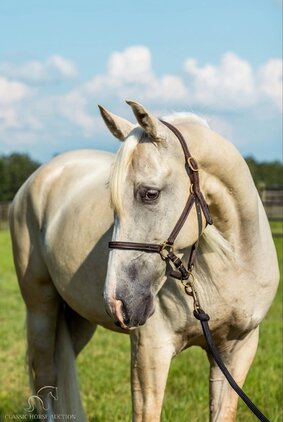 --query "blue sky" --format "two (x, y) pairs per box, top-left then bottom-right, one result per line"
(0, 0), (282, 162)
